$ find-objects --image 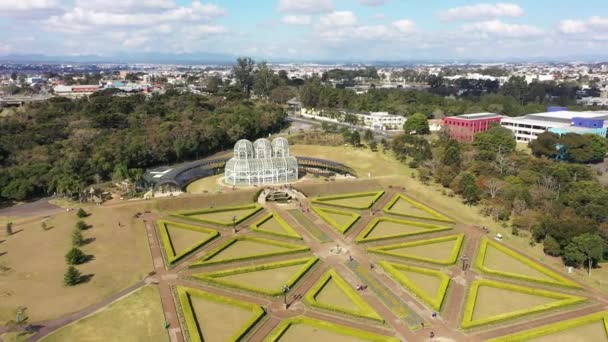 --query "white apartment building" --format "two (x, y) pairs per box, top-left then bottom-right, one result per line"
(500, 111), (608, 142)
(301, 108), (405, 130)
